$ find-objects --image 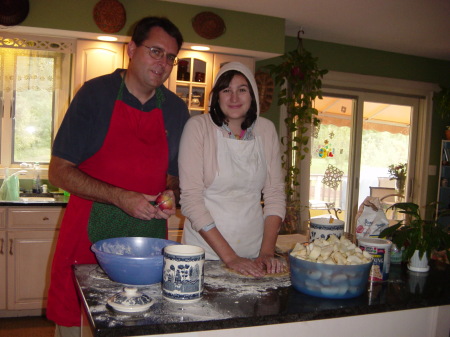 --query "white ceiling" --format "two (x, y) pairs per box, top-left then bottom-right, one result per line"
(162, 0), (450, 61)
